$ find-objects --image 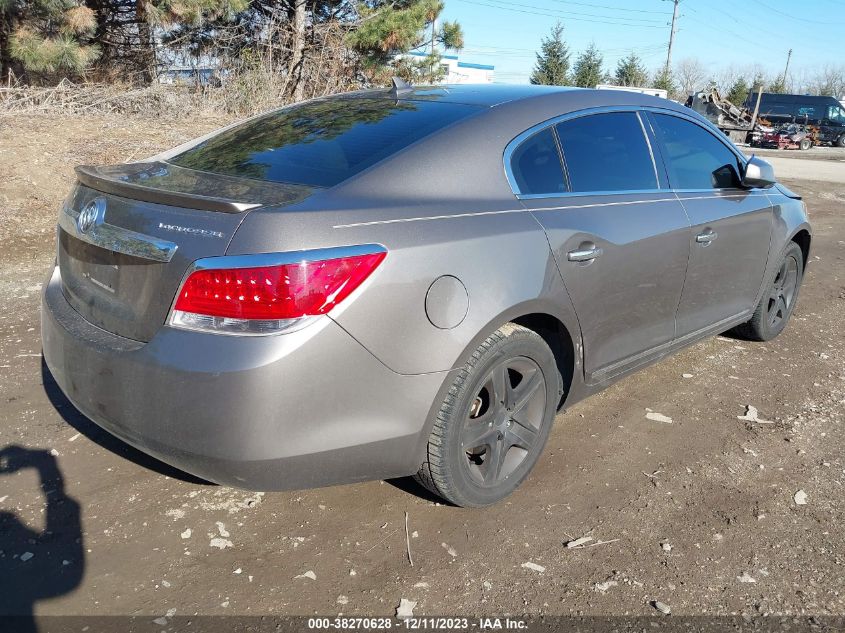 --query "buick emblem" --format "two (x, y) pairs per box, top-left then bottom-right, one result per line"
(77, 198), (104, 234)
